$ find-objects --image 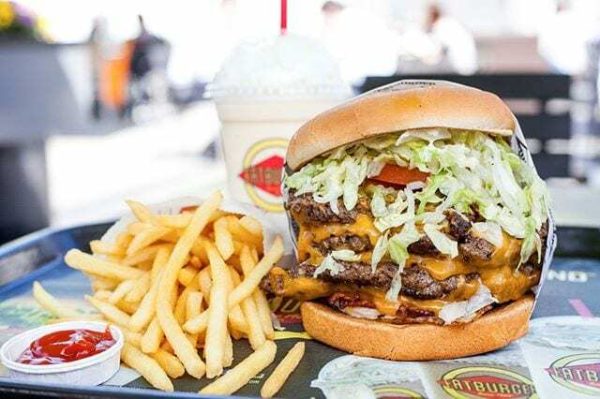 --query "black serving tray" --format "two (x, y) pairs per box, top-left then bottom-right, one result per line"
(0, 224), (598, 398)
